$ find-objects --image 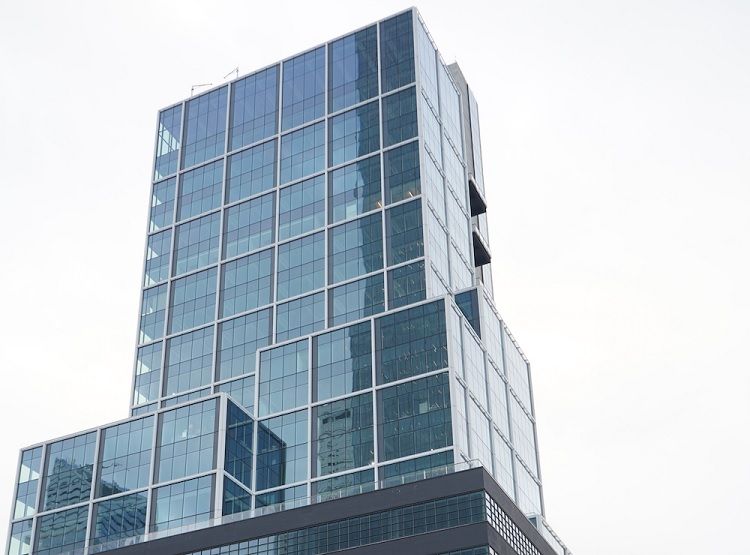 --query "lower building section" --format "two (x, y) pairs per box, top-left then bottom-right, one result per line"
(99, 468), (559, 555)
